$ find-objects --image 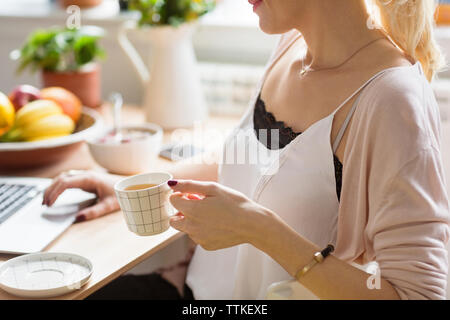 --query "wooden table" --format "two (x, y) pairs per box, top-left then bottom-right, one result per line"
(0, 105), (240, 300)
